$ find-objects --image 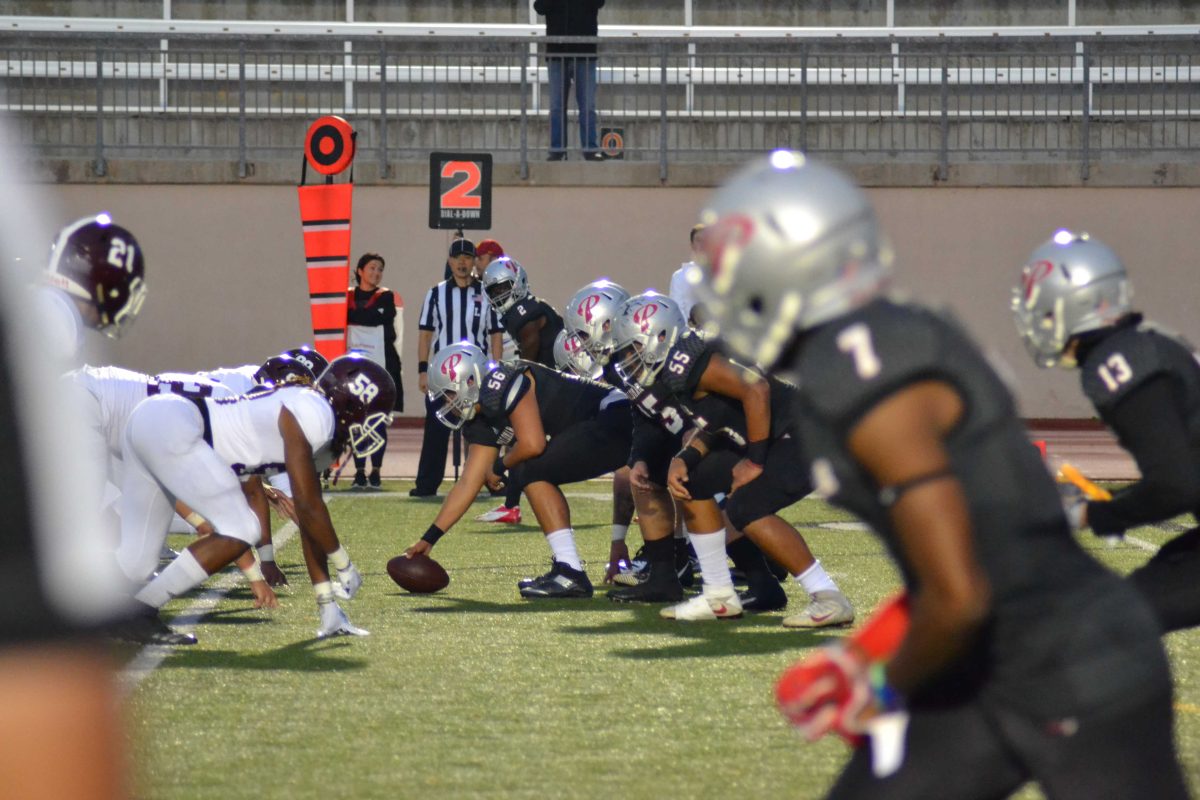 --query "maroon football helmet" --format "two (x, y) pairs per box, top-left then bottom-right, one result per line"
(317, 353), (396, 457)
(283, 345), (330, 378)
(253, 354), (315, 387)
(45, 213), (147, 337)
